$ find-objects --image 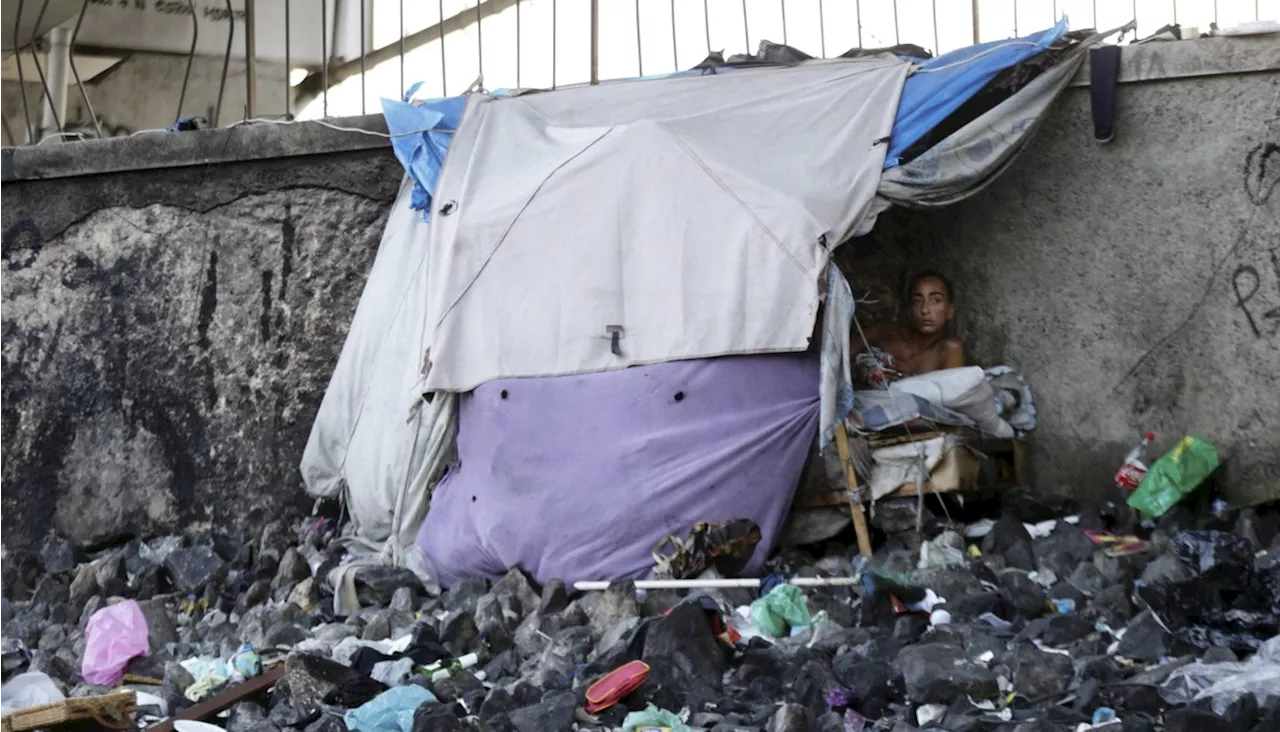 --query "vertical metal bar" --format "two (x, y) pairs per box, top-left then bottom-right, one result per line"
(1053, 0), (1058, 21)
(932, 0), (939, 54)
(476, 0), (483, 79)
(246, 0), (258, 119)
(177, 0), (198, 124)
(742, 0), (750, 53)
(13, 0), (33, 144)
(893, 0), (900, 44)
(322, 0), (329, 116)
(1012, 0), (1017, 36)
(285, 0), (291, 117)
(214, 0), (234, 126)
(30, 0), (64, 138)
(635, 0), (643, 76)
(399, 0), (405, 94)
(592, 0), (601, 84)
(359, 0), (366, 114)
(671, 0), (678, 70)
(439, 0), (447, 95)
(1132, 0), (1137, 35)
(70, 0), (102, 138)
(1092, 0), (1097, 29)
(780, 0), (787, 46)
(972, 0), (980, 43)
(1172, 0), (1176, 25)
(1214, 0), (1218, 25)
(818, 0), (826, 57)
(552, 0), (558, 88)
(857, 0), (864, 48)
(40, 26), (71, 140)
(703, 0), (711, 55)
(516, 0), (521, 87)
